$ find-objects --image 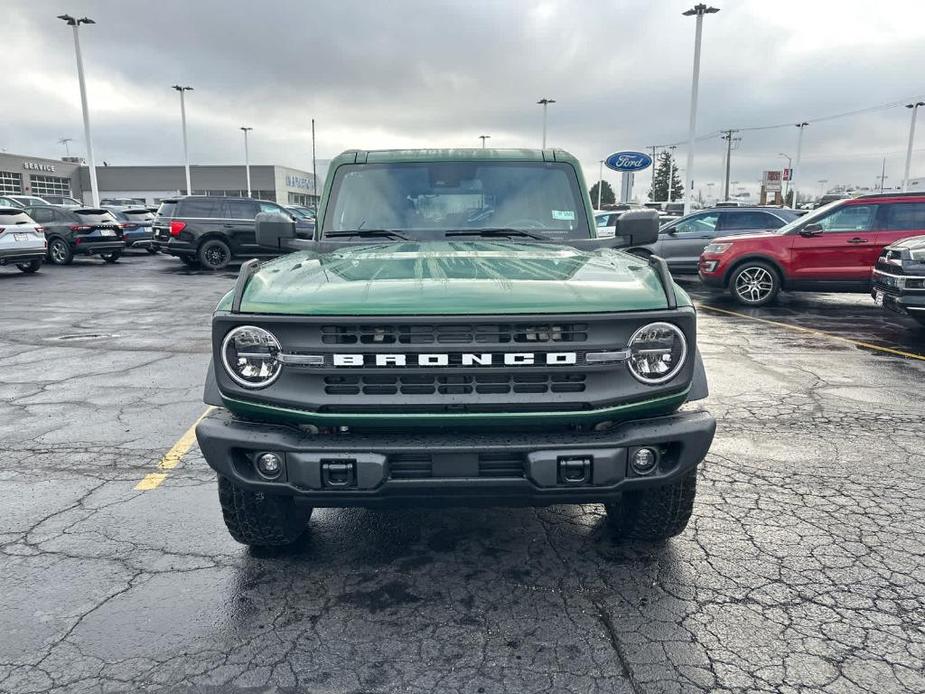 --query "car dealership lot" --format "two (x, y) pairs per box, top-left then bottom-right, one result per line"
(1, 258), (924, 693)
